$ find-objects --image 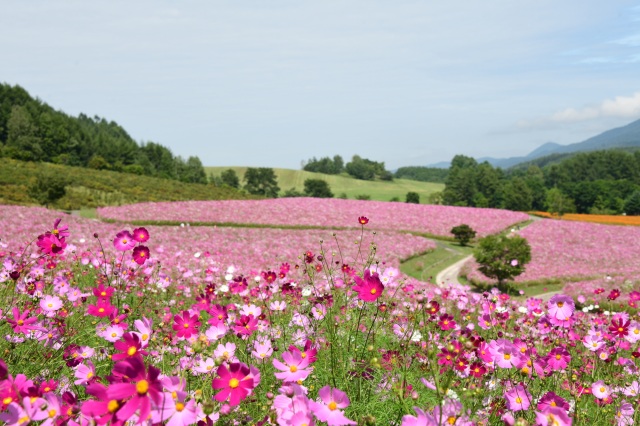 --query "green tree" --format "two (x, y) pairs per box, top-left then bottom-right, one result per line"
(244, 168), (280, 198)
(303, 179), (333, 198)
(624, 190), (640, 215)
(473, 234), (531, 285)
(220, 169), (240, 188)
(28, 172), (68, 207)
(502, 177), (533, 211)
(545, 187), (575, 216)
(406, 192), (420, 204)
(451, 224), (476, 246)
